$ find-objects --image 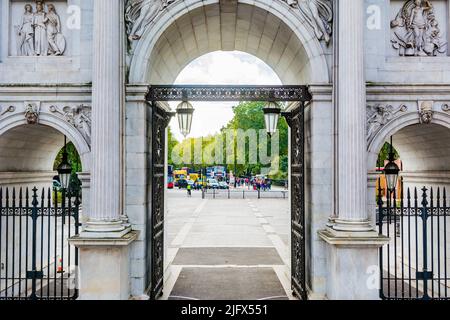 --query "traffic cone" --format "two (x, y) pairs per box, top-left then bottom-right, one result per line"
(57, 258), (65, 274)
